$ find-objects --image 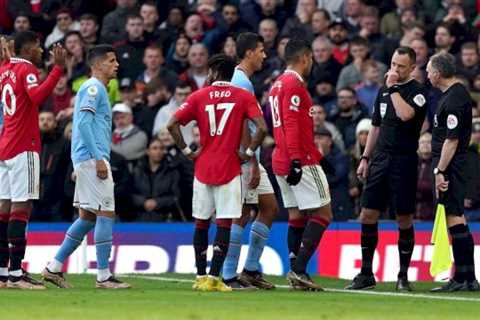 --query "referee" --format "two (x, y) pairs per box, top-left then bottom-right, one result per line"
(426, 52), (479, 292)
(346, 47), (427, 291)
